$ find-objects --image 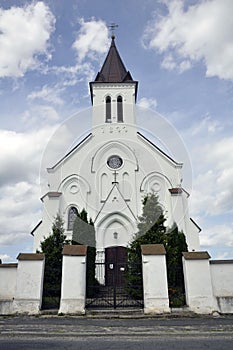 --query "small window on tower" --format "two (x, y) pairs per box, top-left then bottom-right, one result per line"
(117, 95), (123, 122)
(106, 96), (111, 122)
(68, 206), (78, 231)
